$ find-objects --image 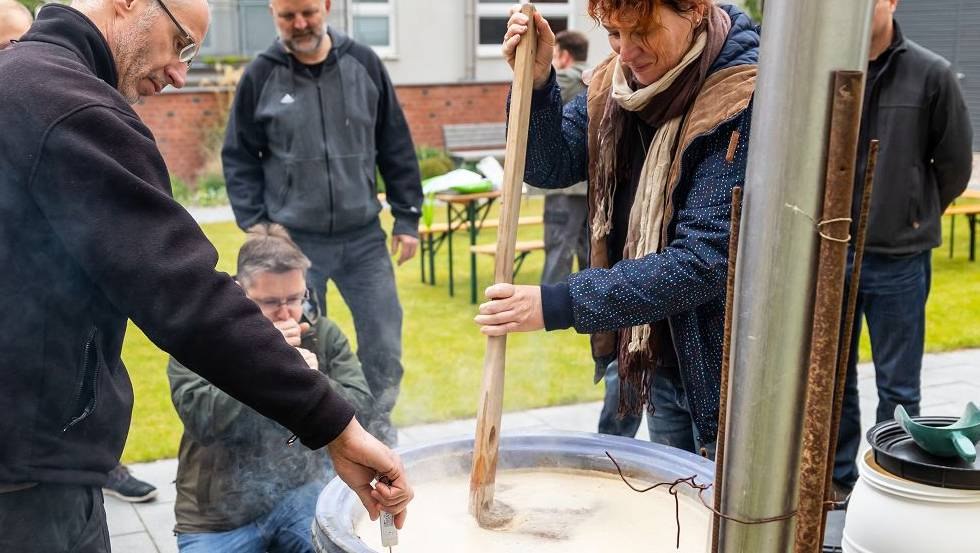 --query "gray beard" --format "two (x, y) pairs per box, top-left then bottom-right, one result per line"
(284, 31), (324, 55)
